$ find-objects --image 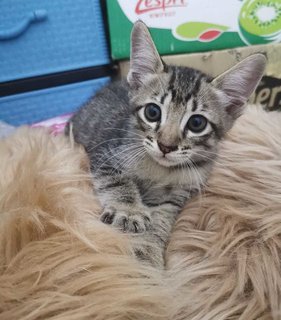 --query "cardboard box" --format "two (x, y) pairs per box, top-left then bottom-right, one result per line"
(106, 0), (281, 60)
(118, 43), (281, 110)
